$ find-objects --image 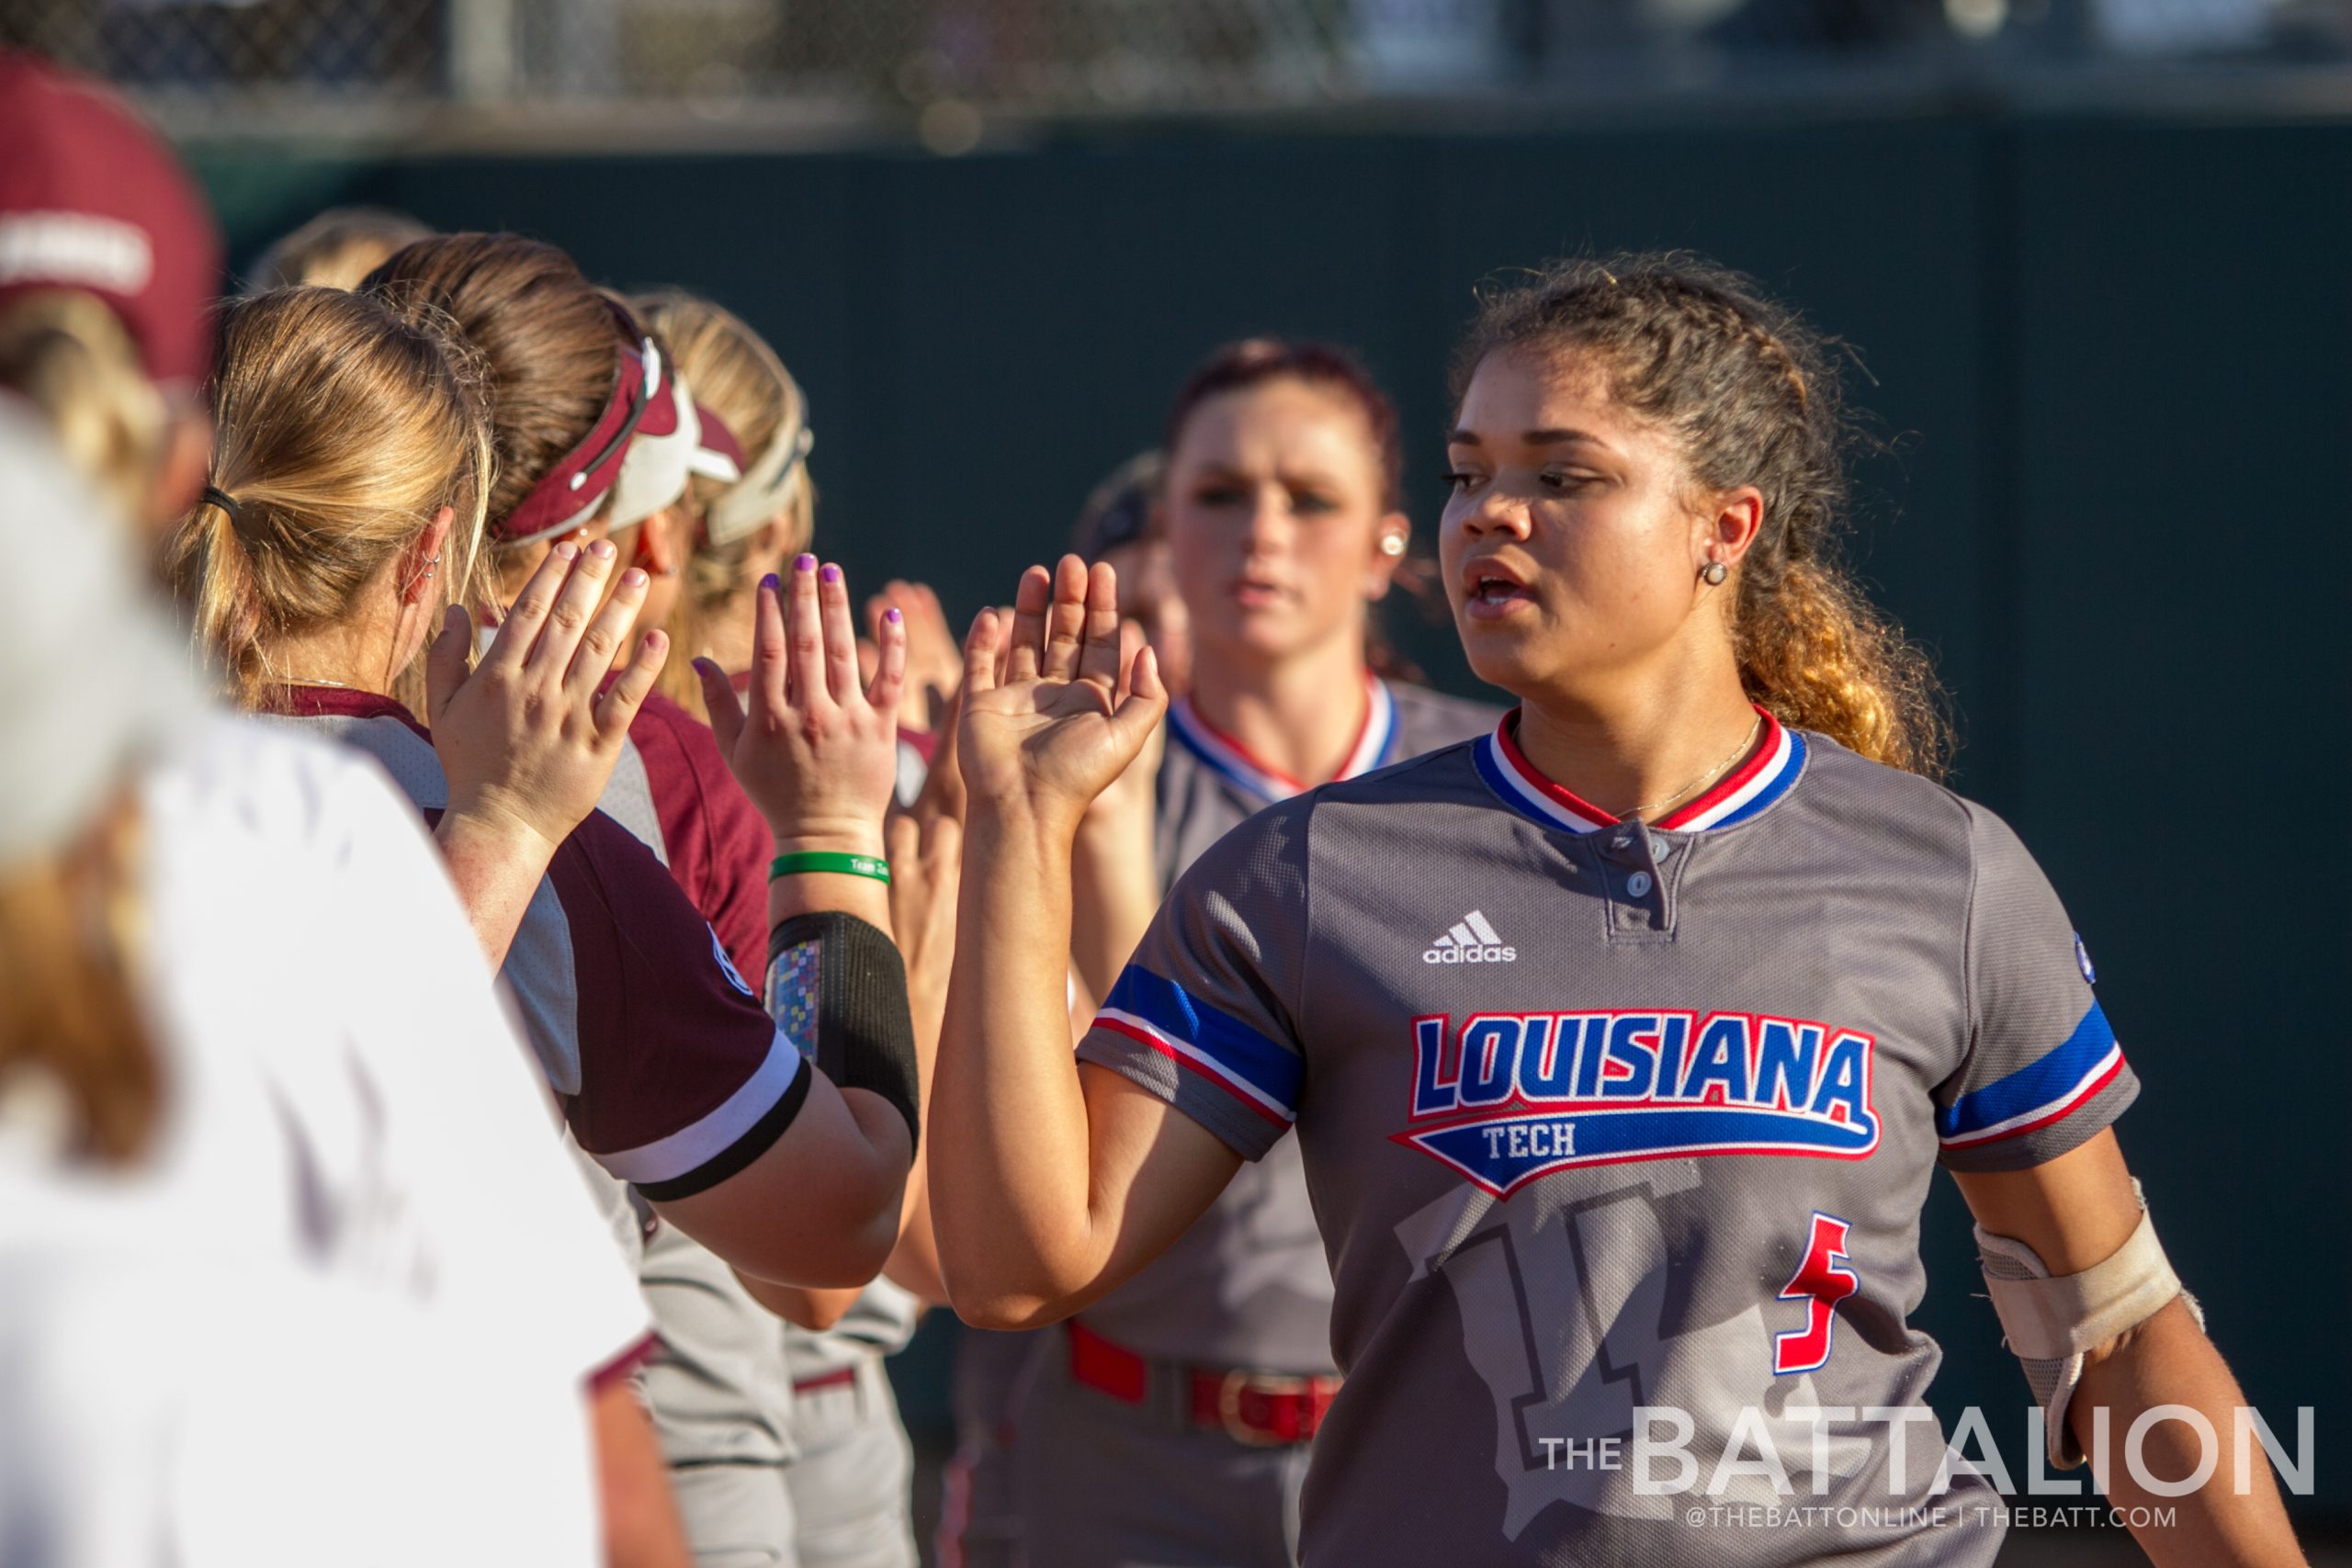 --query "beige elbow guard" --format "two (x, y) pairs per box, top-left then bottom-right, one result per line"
(1973, 1187), (2202, 1469)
